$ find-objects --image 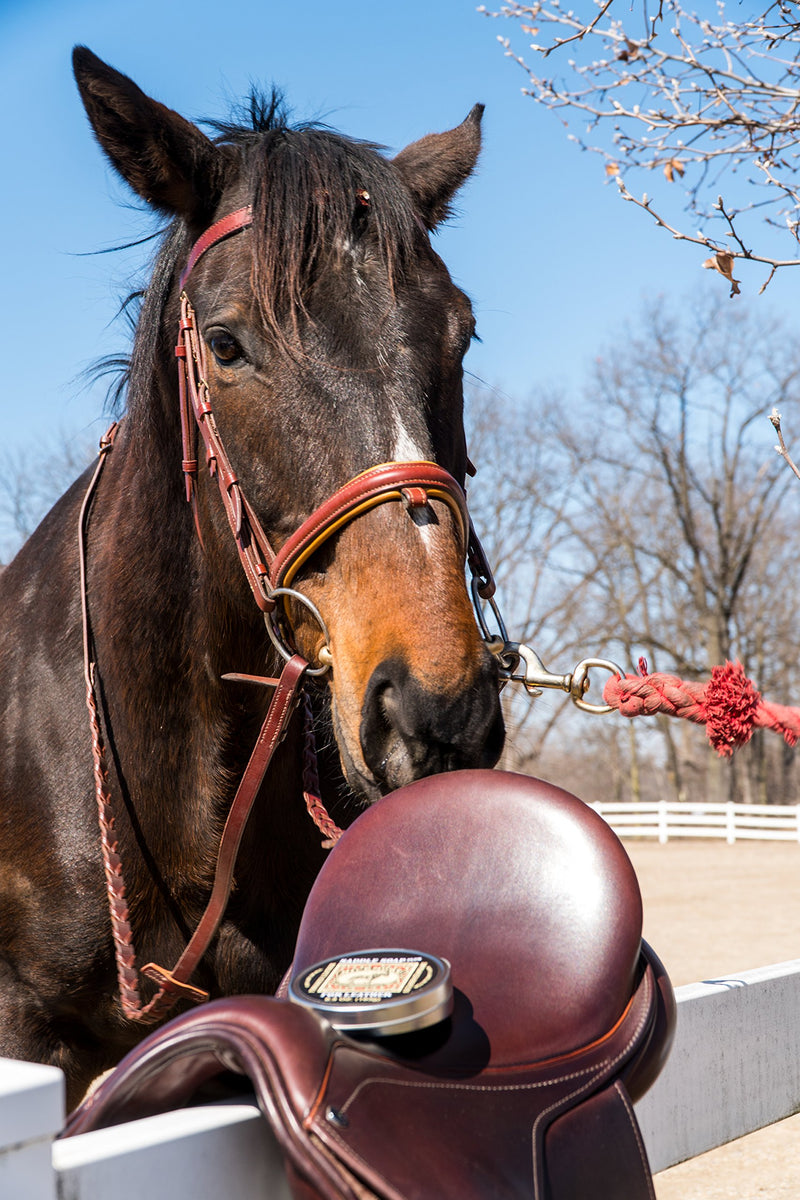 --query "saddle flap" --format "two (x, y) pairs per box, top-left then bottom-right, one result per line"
(63, 997), (337, 1136)
(542, 1080), (656, 1200)
(290, 957), (661, 1200)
